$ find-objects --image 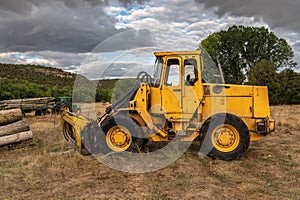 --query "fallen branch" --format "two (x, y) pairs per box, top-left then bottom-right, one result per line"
(49, 149), (74, 156)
